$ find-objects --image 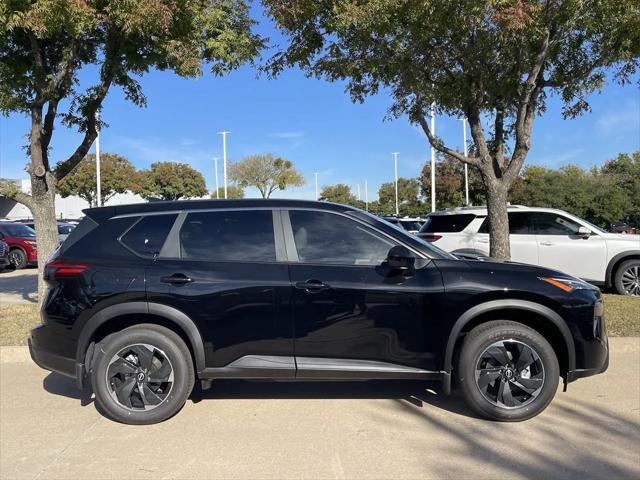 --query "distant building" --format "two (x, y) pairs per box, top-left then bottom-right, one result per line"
(0, 178), (146, 220)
